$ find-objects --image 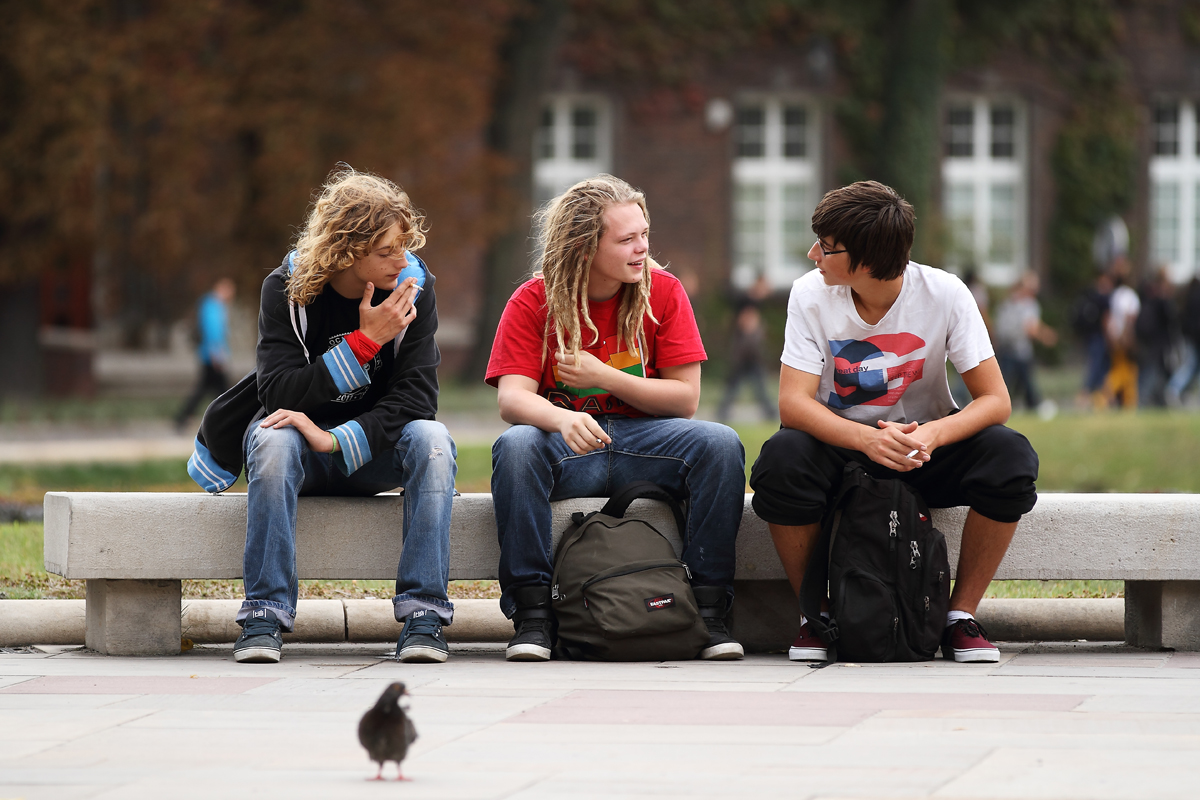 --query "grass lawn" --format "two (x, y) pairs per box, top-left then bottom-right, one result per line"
(6, 410), (1196, 601)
